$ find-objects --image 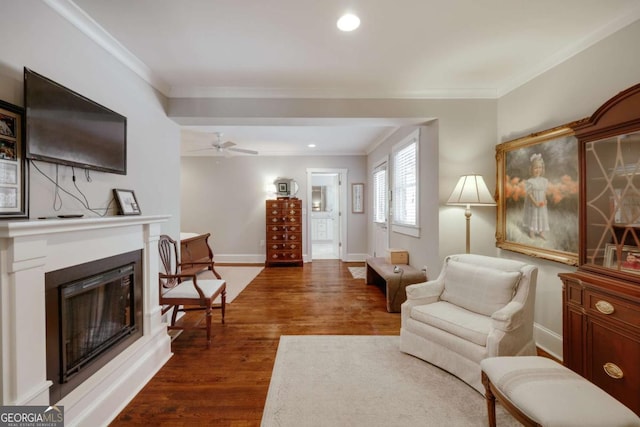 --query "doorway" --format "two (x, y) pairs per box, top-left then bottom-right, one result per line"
(307, 168), (347, 260)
